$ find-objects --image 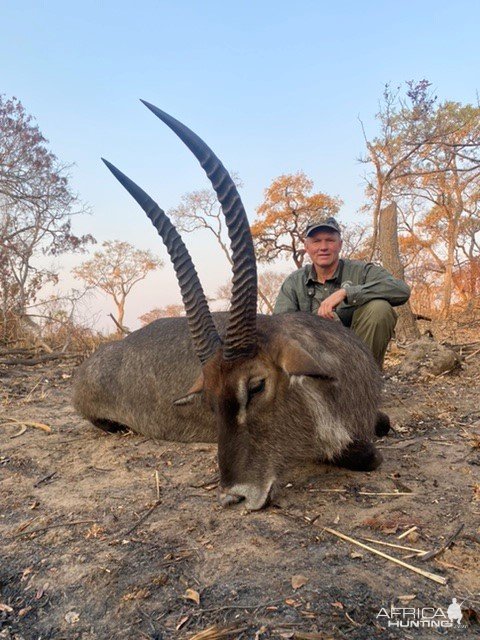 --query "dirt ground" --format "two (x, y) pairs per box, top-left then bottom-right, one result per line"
(1, 342), (479, 640)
